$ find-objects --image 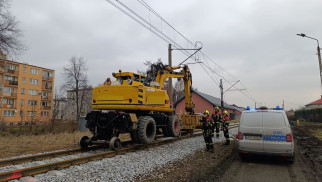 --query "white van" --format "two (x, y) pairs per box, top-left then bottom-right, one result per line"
(238, 107), (294, 159)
